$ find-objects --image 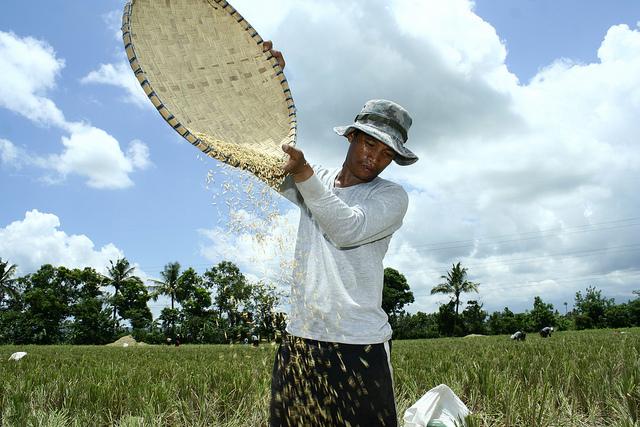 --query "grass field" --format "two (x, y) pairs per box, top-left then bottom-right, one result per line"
(1, 329), (638, 426)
